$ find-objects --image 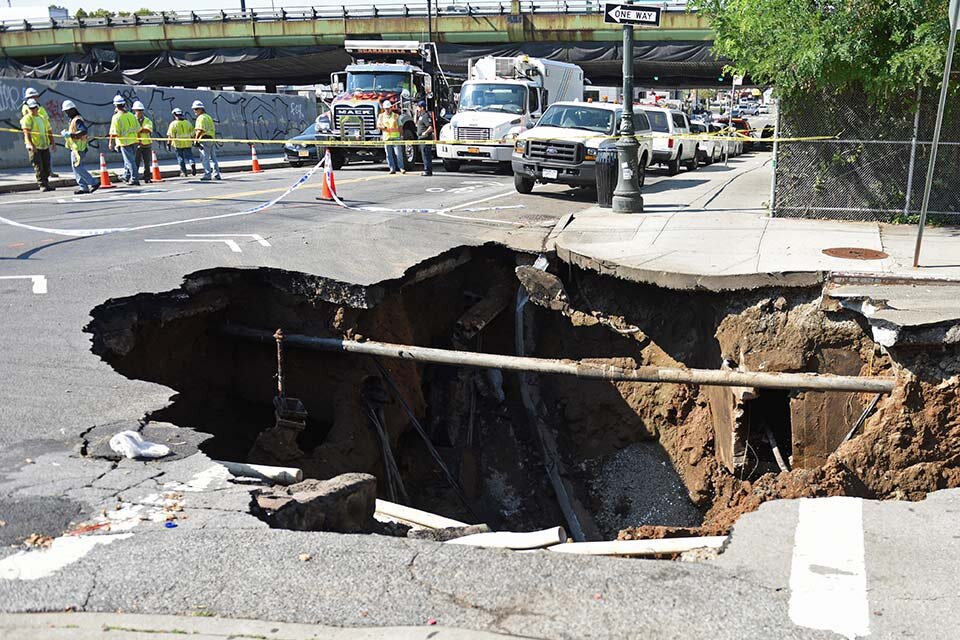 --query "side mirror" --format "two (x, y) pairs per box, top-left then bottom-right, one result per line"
(401, 89), (411, 99)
